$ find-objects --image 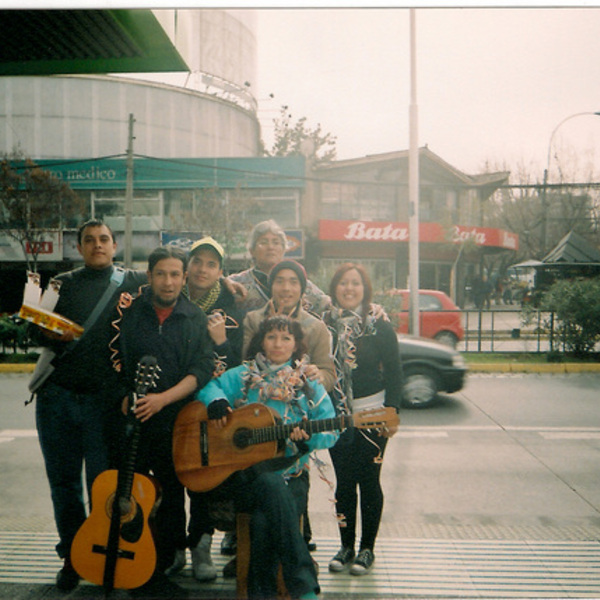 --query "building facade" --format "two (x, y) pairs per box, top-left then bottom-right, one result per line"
(303, 148), (516, 307)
